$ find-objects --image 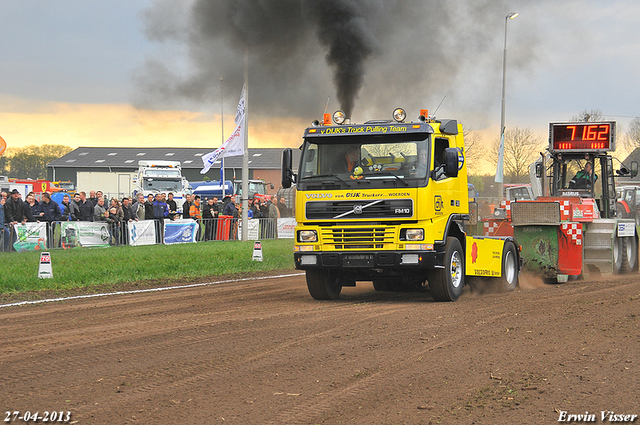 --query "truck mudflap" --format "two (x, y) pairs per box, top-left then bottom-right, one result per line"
(294, 250), (445, 271)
